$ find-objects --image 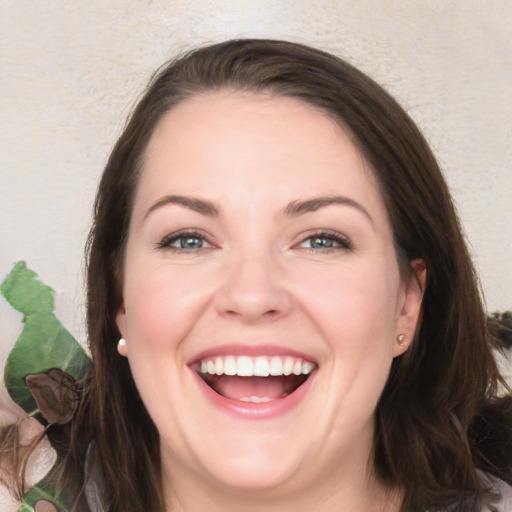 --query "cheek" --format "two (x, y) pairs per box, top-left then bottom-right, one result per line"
(293, 259), (401, 419)
(298, 262), (401, 350)
(124, 276), (172, 346)
(122, 262), (213, 352)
